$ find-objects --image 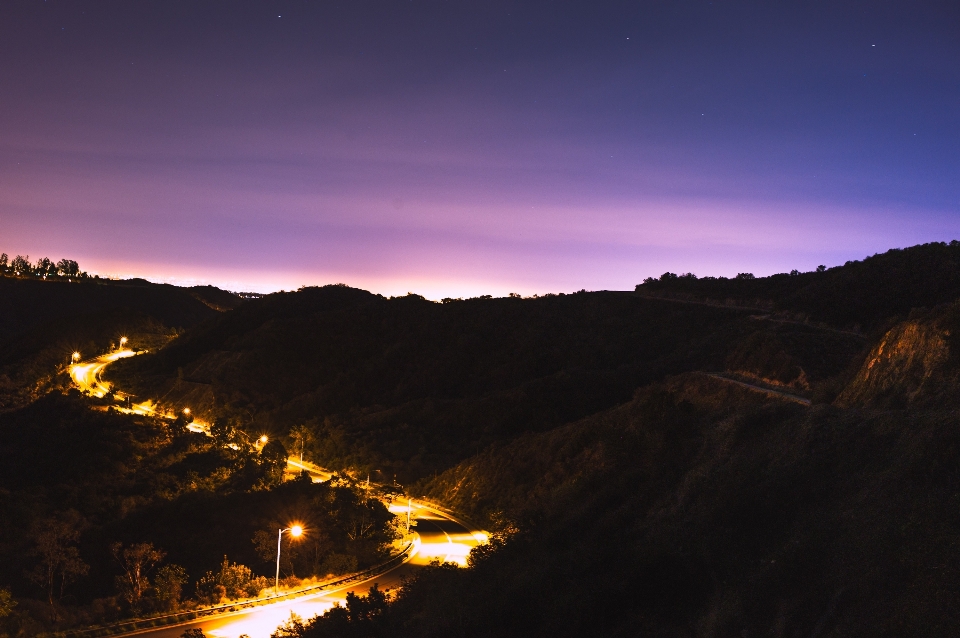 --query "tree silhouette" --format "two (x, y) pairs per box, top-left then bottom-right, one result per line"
(26, 511), (89, 606)
(10, 255), (30, 276)
(111, 542), (165, 612)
